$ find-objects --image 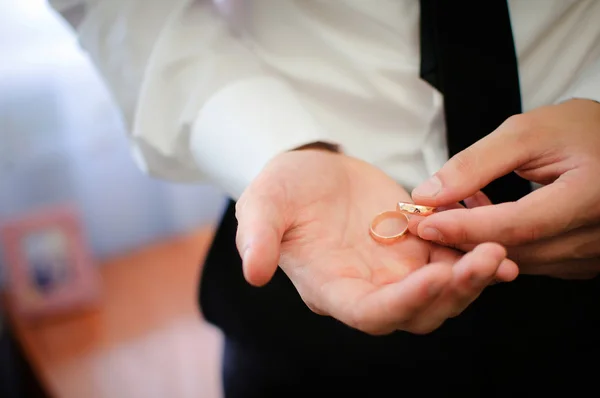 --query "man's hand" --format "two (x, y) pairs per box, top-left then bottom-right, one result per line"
(409, 99), (600, 279)
(235, 148), (517, 335)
